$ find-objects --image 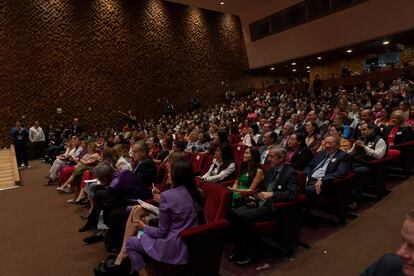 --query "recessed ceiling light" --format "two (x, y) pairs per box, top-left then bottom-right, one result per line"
(346, 49), (352, 53)
(291, 62), (296, 66)
(317, 56), (322, 60)
(307, 70), (310, 73)
(270, 67), (275, 71)
(292, 69), (296, 72)
(306, 66), (310, 69)
(220, 1), (224, 5)
(382, 41), (390, 45)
